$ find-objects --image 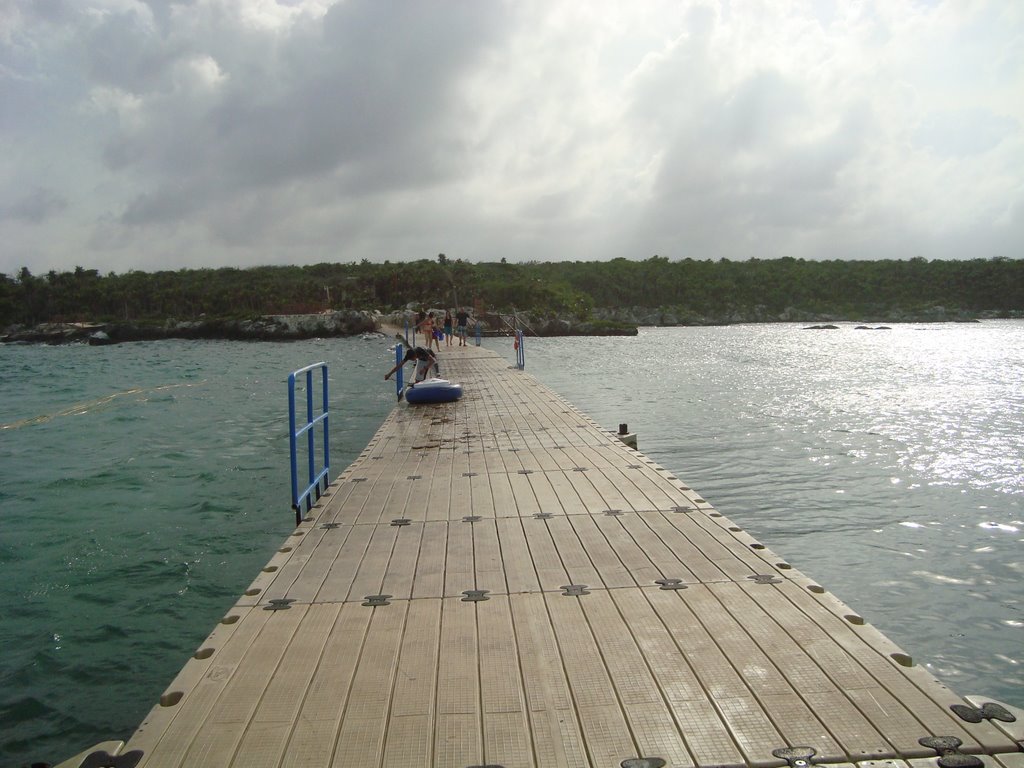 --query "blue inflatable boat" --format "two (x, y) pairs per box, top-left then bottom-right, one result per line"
(405, 378), (464, 404)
